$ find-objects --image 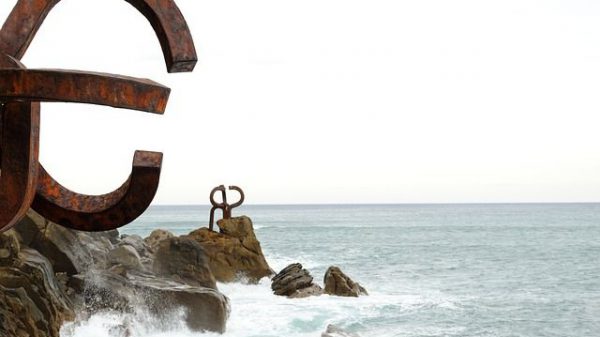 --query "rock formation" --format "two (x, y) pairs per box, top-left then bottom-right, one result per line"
(1, 210), (231, 336)
(323, 266), (368, 297)
(71, 270), (228, 333)
(153, 236), (217, 289)
(271, 263), (323, 298)
(144, 229), (174, 253)
(0, 230), (74, 337)
(187, 216), (273, 283)
(321, 324), (361, 337)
